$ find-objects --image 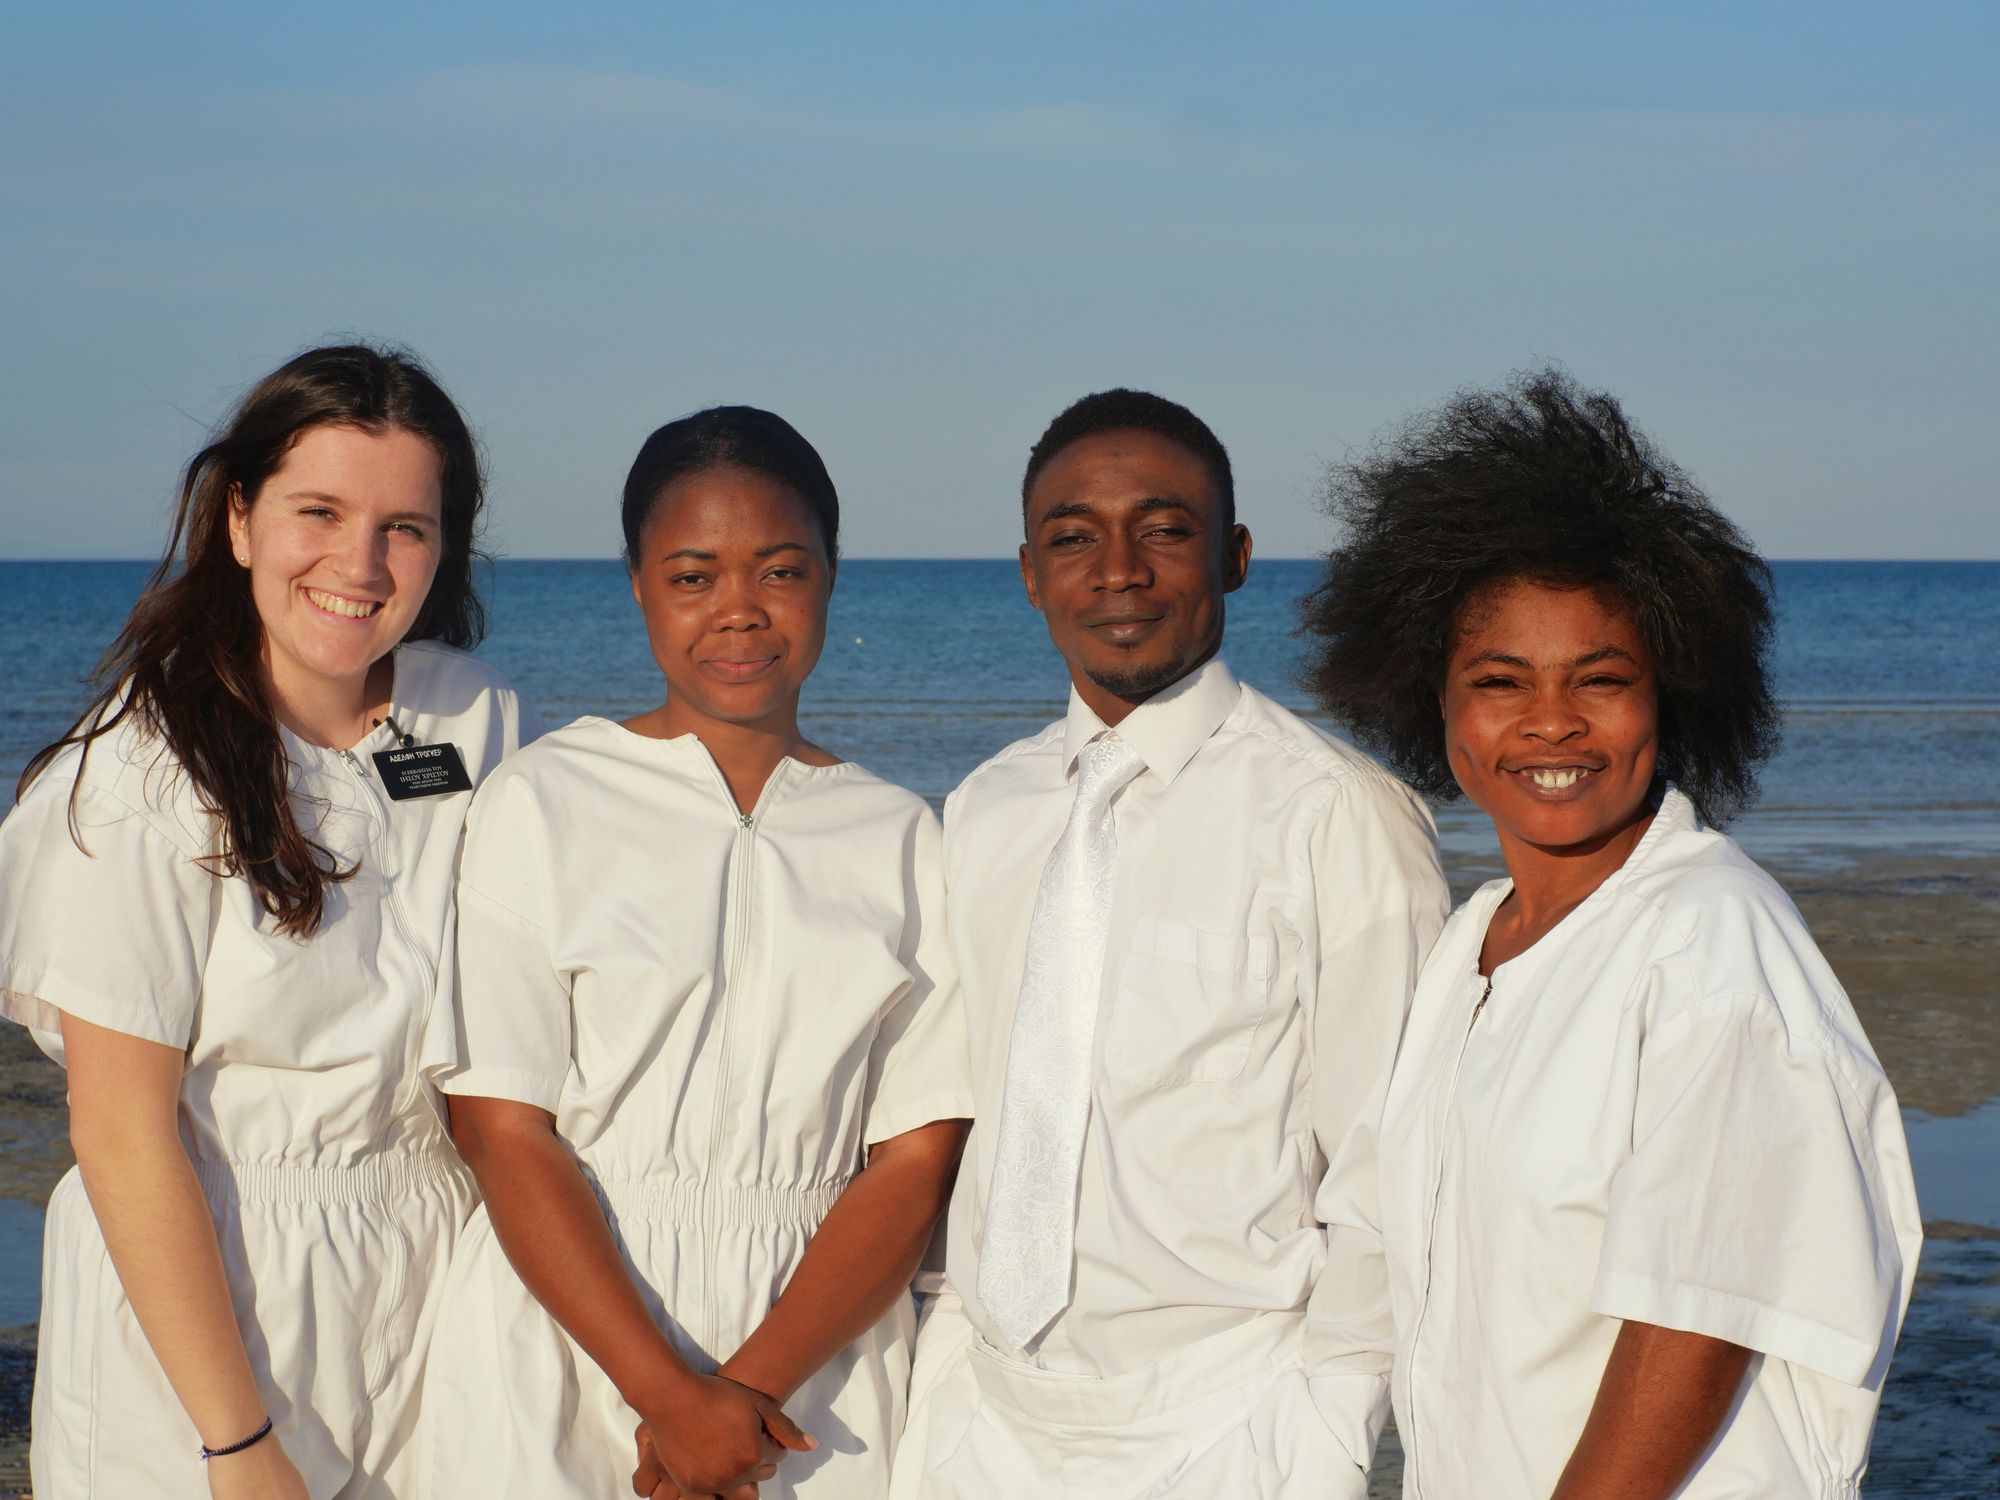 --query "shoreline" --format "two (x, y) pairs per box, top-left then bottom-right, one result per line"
(1, 840), (1995, 1495)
